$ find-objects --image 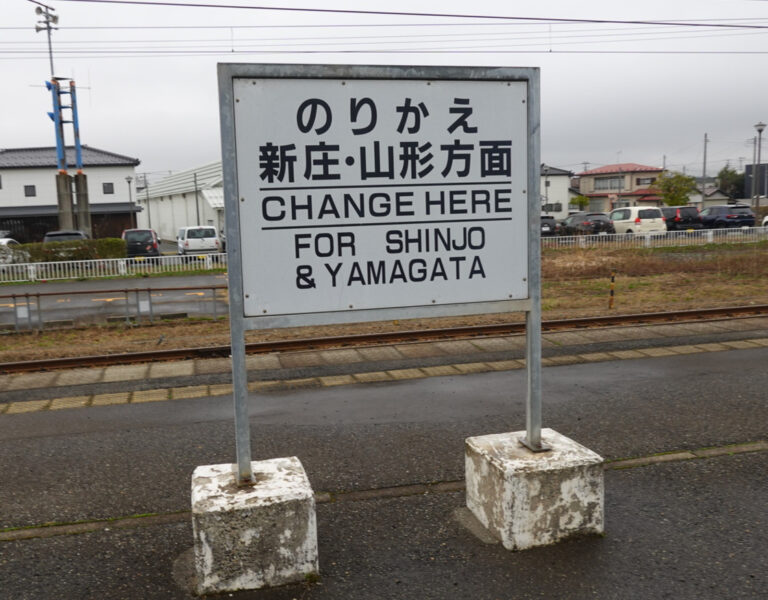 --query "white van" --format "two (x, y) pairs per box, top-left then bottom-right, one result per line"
(609, 207), (666, 234)
(177, 226), (221, 255)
